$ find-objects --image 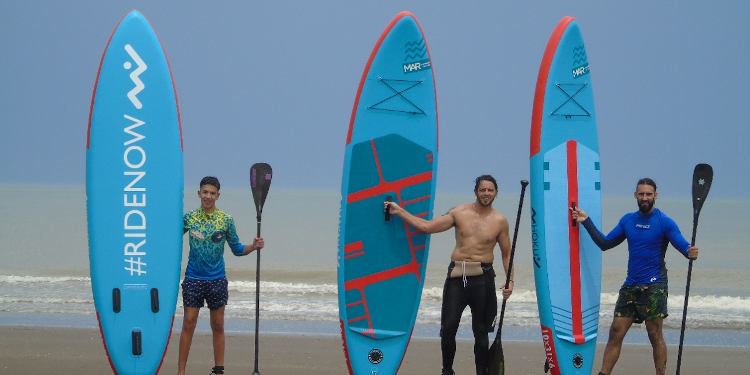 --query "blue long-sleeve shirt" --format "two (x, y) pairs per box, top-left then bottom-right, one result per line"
(581, 208), (690, 286)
